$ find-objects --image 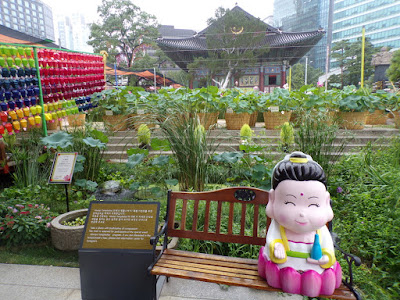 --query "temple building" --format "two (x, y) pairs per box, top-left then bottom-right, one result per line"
(157, 6), (324, 91)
